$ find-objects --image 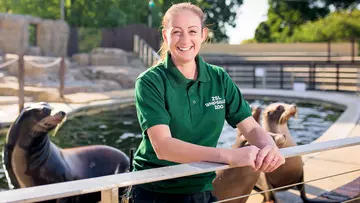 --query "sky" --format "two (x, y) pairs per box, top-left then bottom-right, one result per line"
(227, 0), (269, 44)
